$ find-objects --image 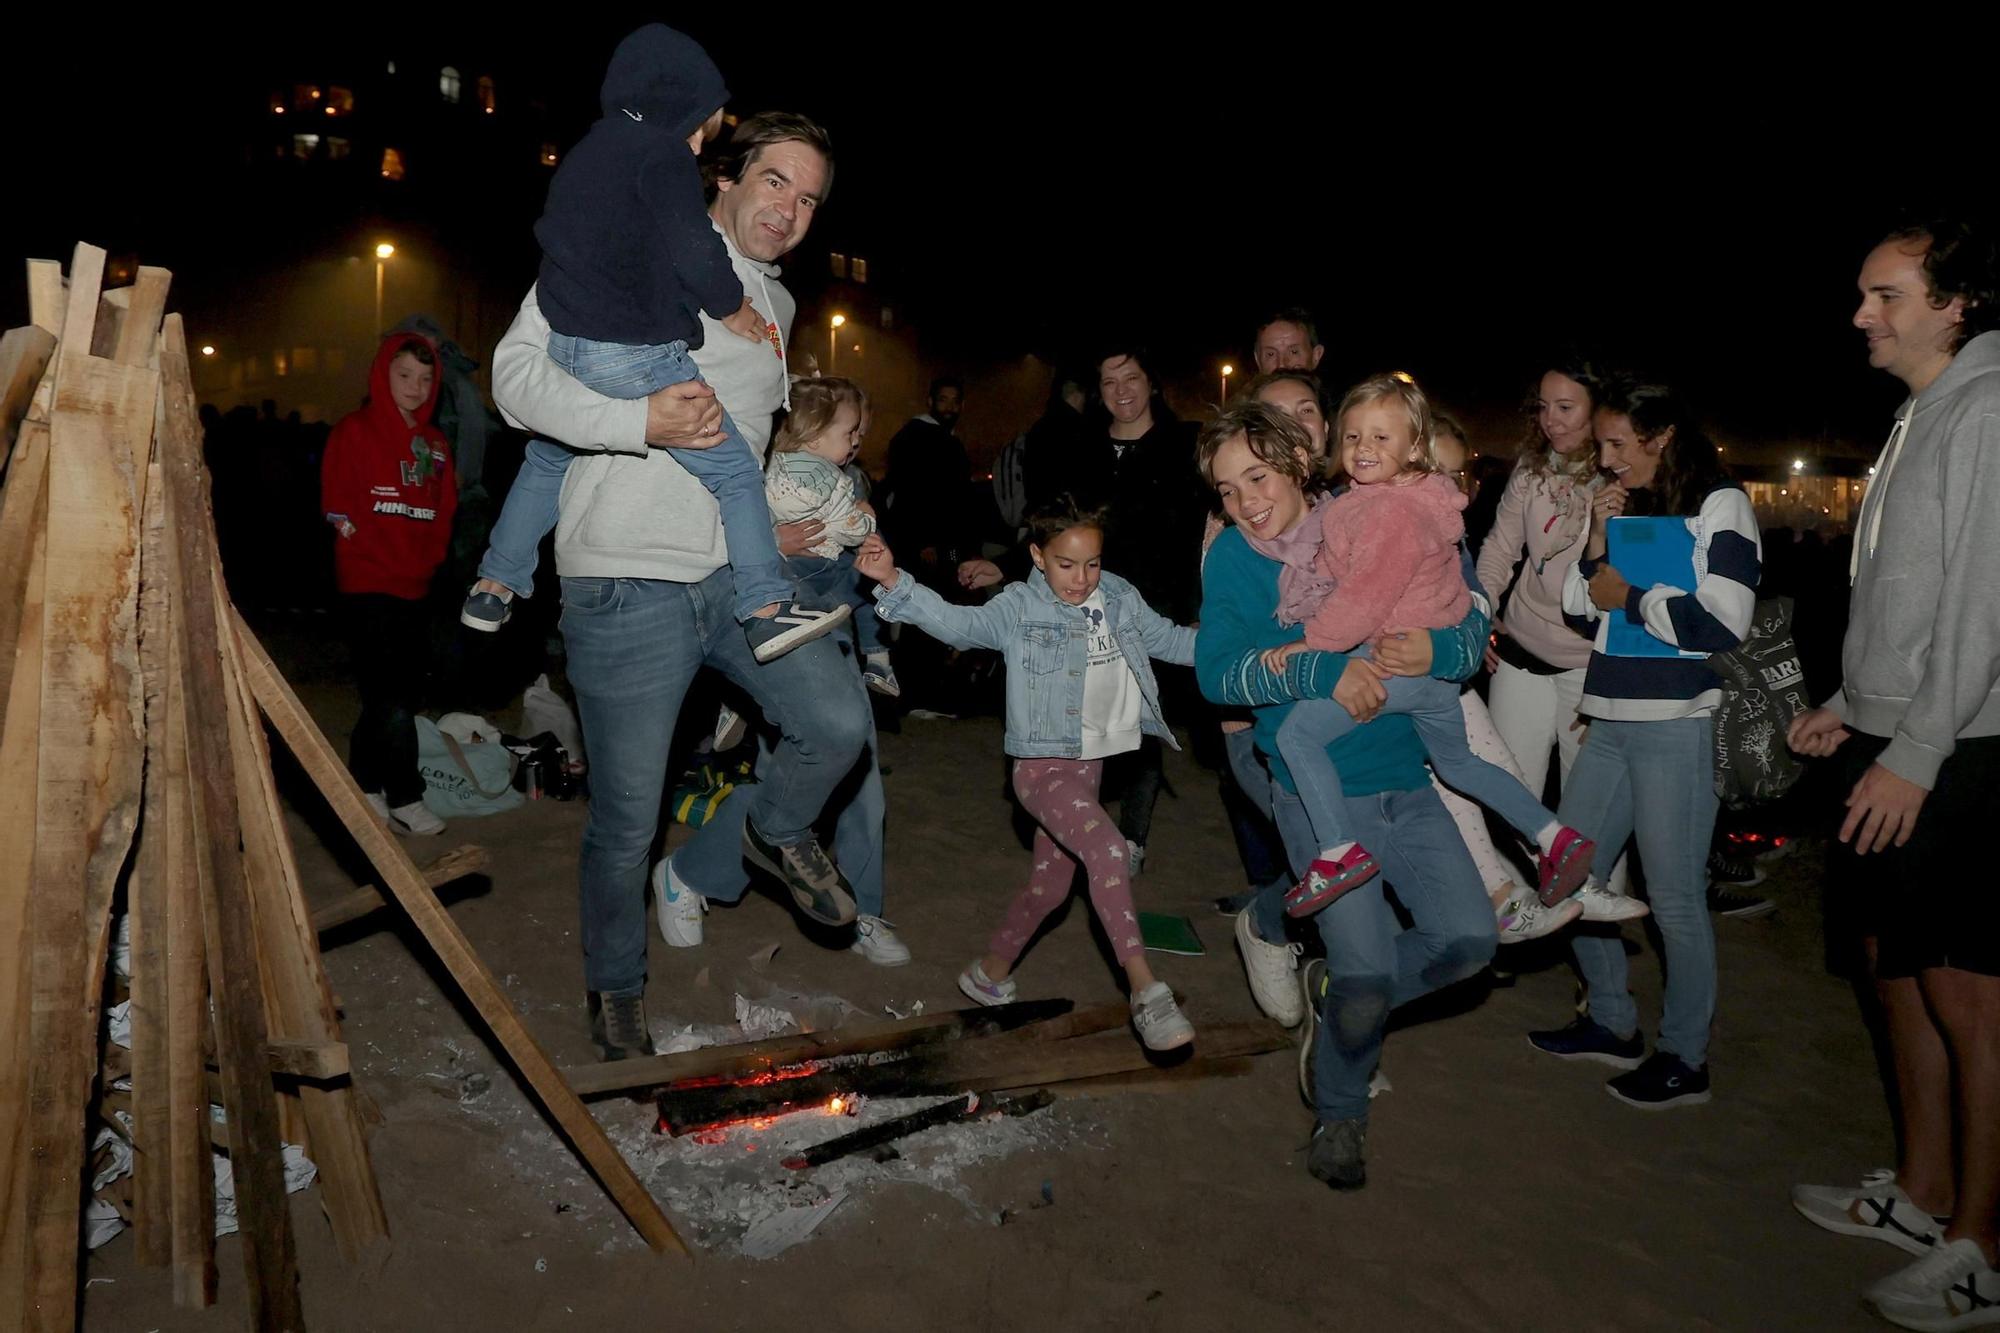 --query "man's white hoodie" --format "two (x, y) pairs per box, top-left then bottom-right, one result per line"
(491, 221), (793, 584)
